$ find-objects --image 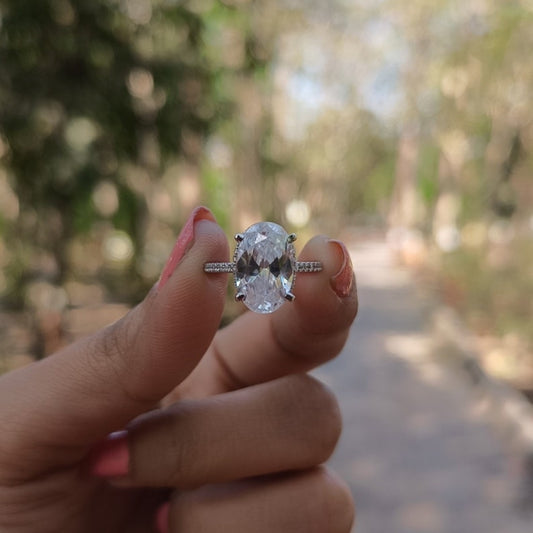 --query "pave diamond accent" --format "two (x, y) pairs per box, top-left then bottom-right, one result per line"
(204, 260), (322, 275)
(203, 262), (235, 273)
(295, 261), (323, 273)
(234, 222), (296, 314)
